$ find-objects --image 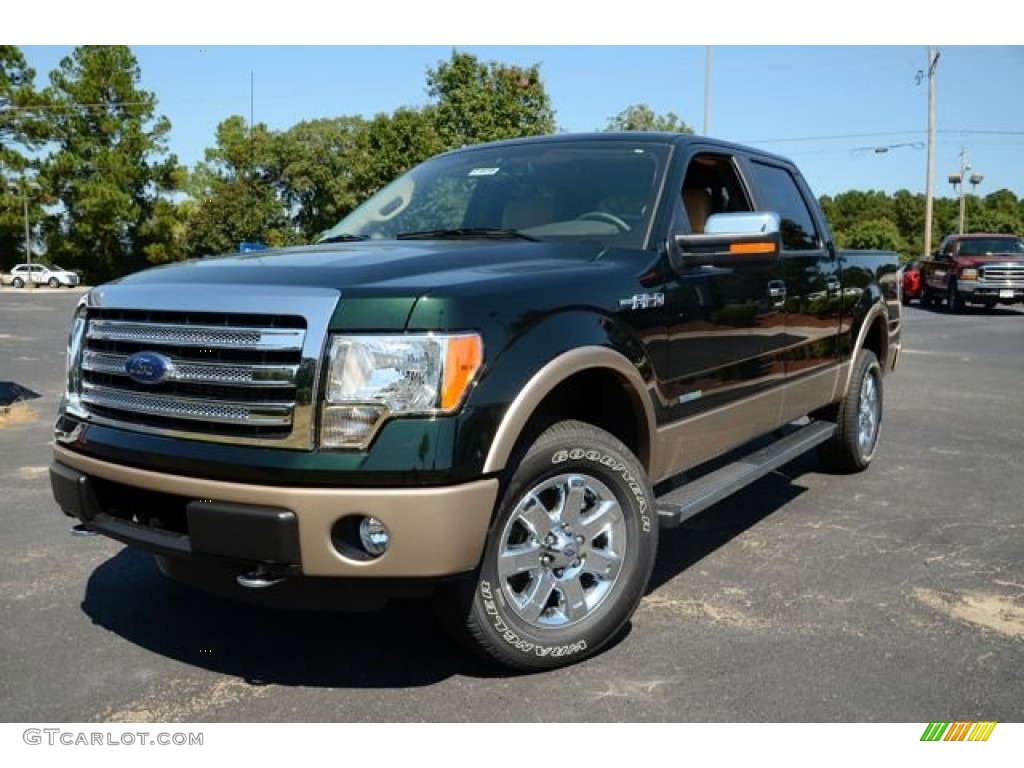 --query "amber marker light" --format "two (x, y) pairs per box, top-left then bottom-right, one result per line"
(729, 241), (776, 255)
(441, 334), (484, 411)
